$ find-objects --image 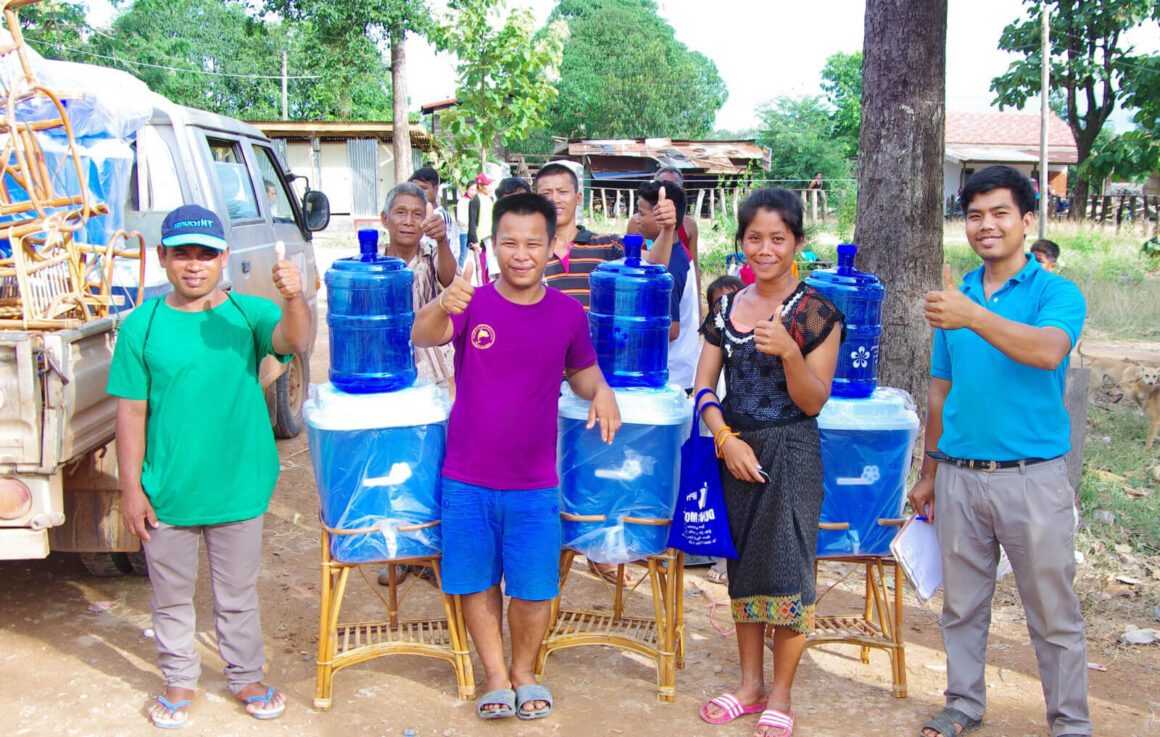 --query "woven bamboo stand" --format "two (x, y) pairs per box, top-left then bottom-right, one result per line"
(313, 525), (475, 710)
(794, 519), (908, 698)
(536, 542), (686, 702)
